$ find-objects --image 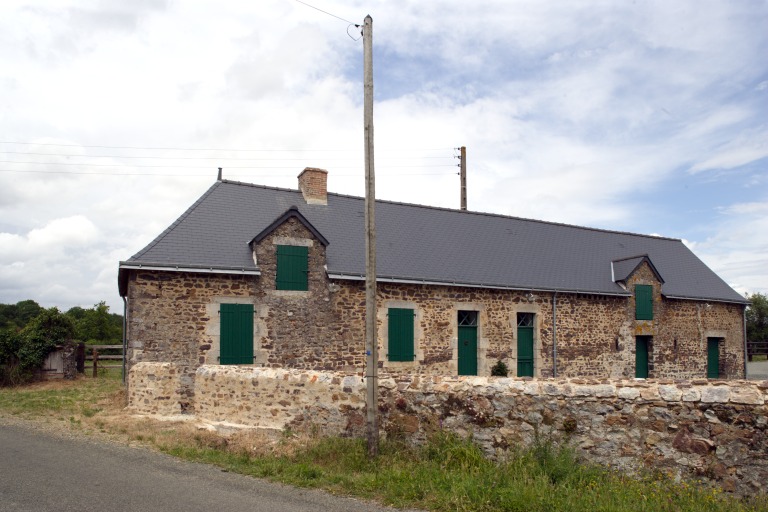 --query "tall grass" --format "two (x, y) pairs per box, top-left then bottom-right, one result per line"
(160, 431), (767, 512)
